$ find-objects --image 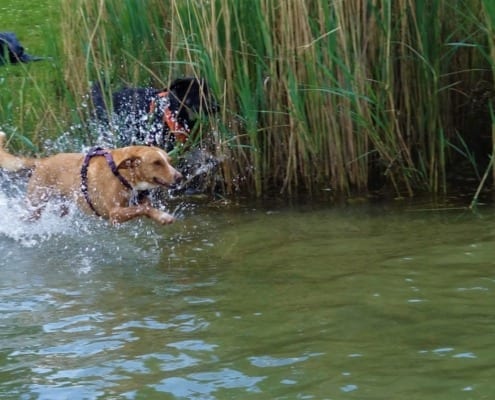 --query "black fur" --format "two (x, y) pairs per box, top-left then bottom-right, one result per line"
(91, 77), (219, 151)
